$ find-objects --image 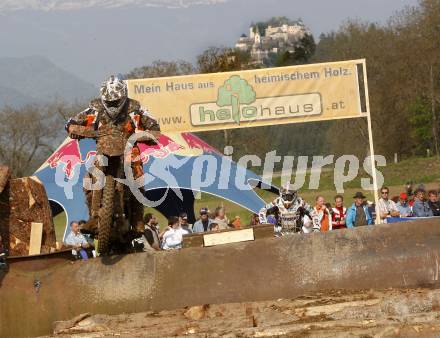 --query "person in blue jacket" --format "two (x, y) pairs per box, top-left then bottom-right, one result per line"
(346, 192), (373, 228)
